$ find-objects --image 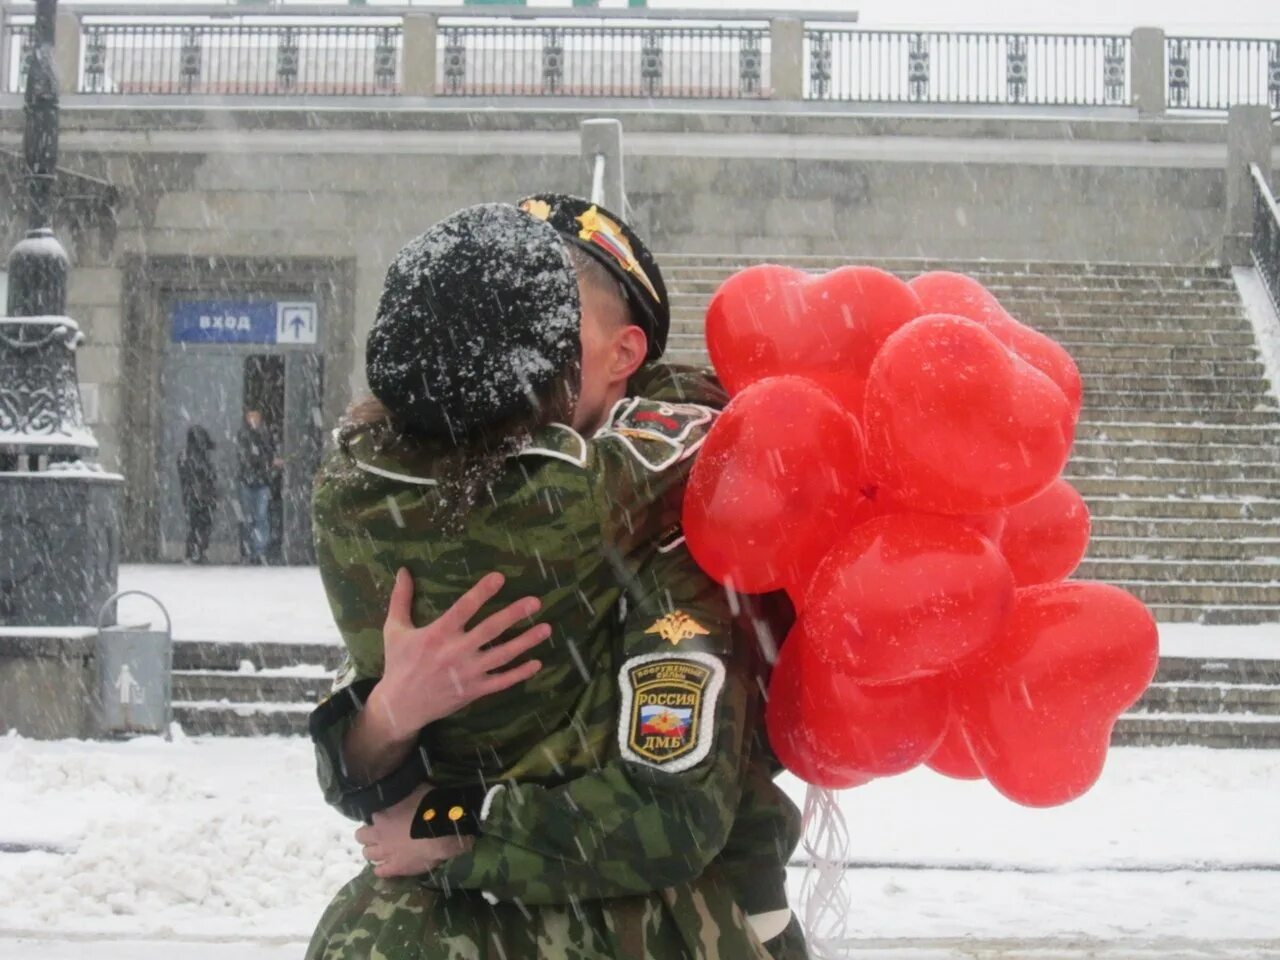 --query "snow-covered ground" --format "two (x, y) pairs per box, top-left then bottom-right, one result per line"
(115, 565), (341, 646)
(111, 564), (1280, 660)
(1, 735), (1276, 958)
